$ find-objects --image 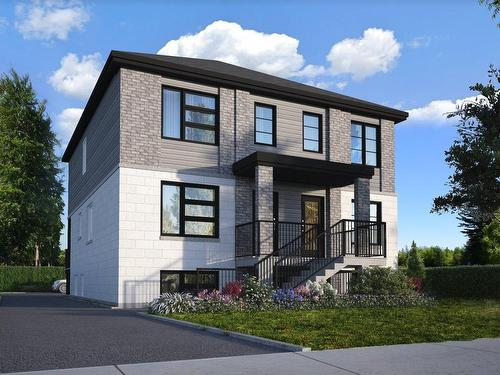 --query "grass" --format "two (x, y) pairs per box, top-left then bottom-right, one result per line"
(169, 299), (500, 350)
